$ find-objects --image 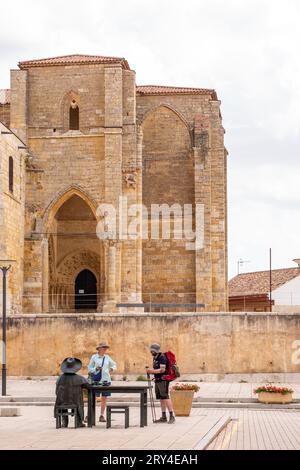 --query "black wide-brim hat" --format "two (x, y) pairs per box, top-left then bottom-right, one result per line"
(61, 357), (82, 374)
